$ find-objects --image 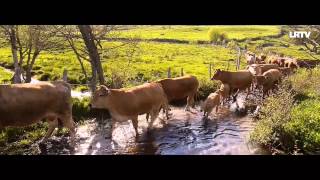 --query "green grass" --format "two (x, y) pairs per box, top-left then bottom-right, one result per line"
(0, 66), (13, 83)
(118, 25), (281, 42)
(0, 41), (247, 85)
(250, 67), (320, 154)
